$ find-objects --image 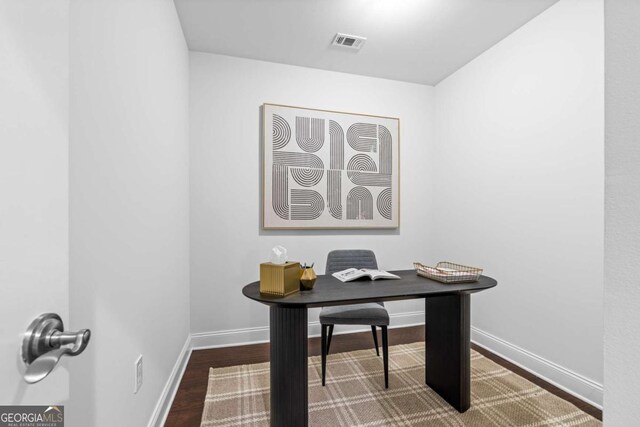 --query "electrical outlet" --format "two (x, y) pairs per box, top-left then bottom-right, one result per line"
(134, 355), (143, 394)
